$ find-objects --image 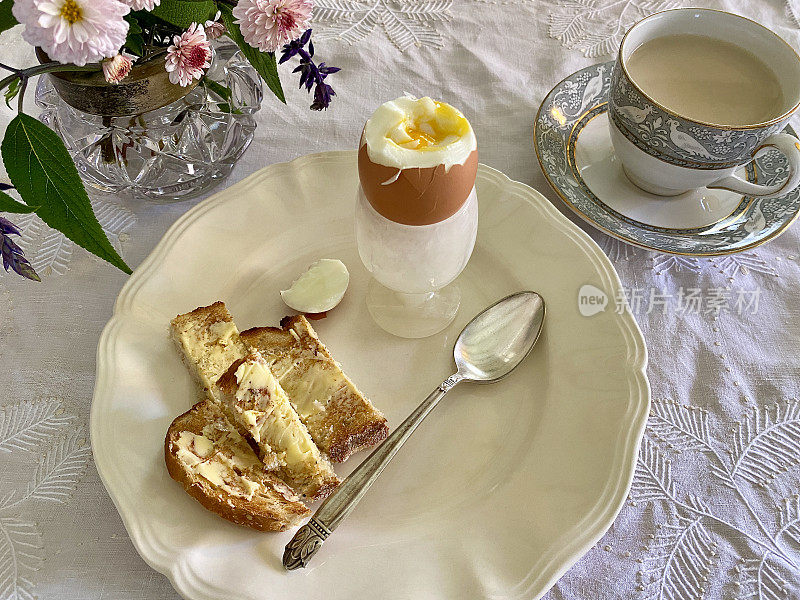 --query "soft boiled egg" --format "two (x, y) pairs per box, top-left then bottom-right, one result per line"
(358, 96), (477, 226)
